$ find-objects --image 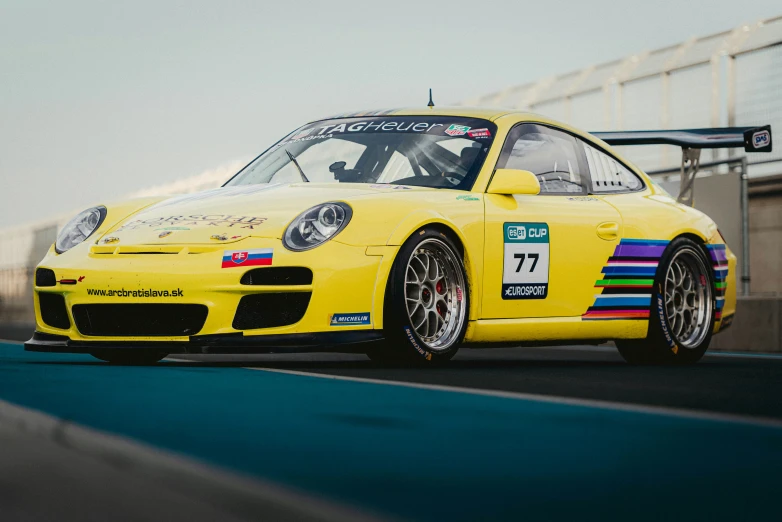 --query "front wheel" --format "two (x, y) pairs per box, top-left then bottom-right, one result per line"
(368, 228), (469, 365)
(90, 350), (169, 365)
(616, 237), (715, 365)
